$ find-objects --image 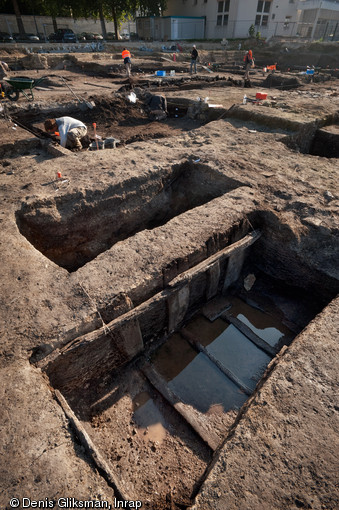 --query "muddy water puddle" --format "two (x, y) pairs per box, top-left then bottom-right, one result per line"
(65, 293), (295, 508)
(151, 333), (247, 412)
(226, 296), (293, 347)
(152, 294), (293, 409)
(80, 369), (211, 507)
(132, 391), (167, 443)
(183, 318), (271, 392)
